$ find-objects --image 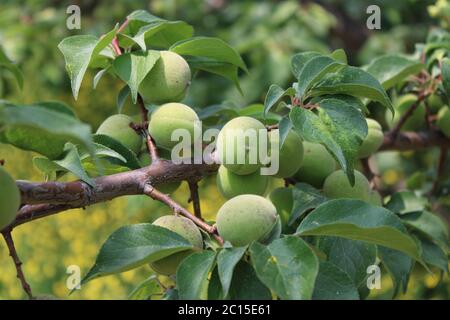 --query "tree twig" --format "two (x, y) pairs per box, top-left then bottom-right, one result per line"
(428, 146), (448, 196)
(143, 184), (223, 245)
(1, 231), (33, 299)
(188, 179), (202, 219)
